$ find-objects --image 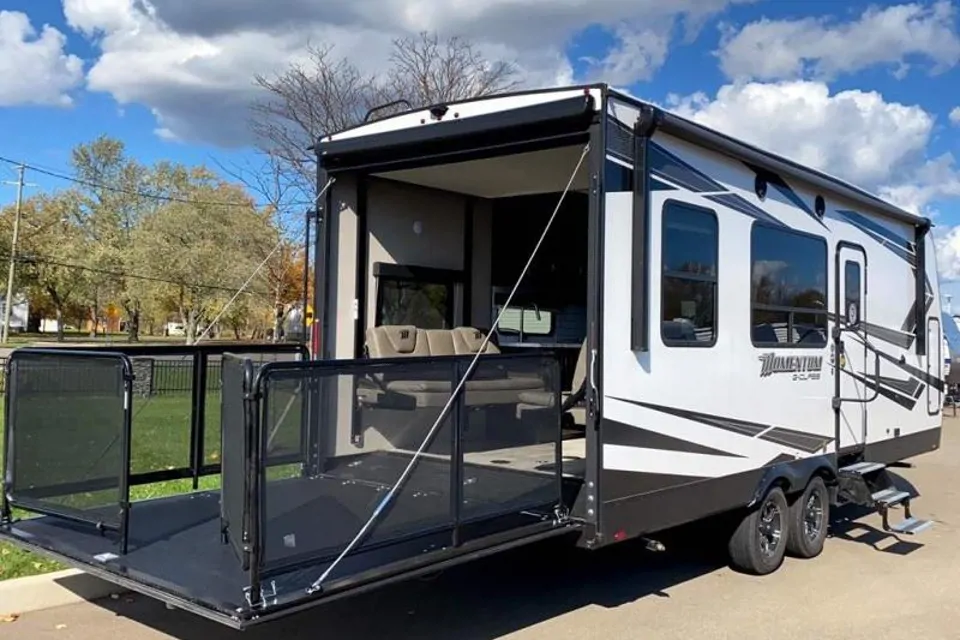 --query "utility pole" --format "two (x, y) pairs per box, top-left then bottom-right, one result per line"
(2, 165), (26, 343)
